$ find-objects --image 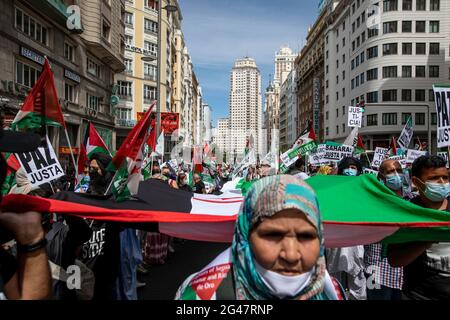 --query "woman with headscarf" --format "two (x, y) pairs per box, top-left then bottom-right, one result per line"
(175, 175), (344, 300)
